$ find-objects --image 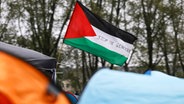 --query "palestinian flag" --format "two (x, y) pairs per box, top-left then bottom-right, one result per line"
(63, 1), (137, 66)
